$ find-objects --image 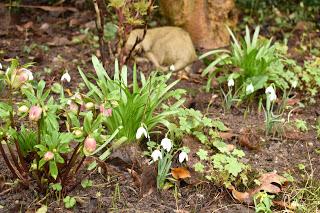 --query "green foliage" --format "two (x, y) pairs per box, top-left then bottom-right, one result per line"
(79, 55), (185, 143)
(0, 59), (113, 192)
(168, 108), (227, 144)
(254, 191), (274, 213)
(63, 196), (76, 209)
(200, 26), (297, 103)
(295, 119), (308, 132)
(81, 179), (93, 189)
